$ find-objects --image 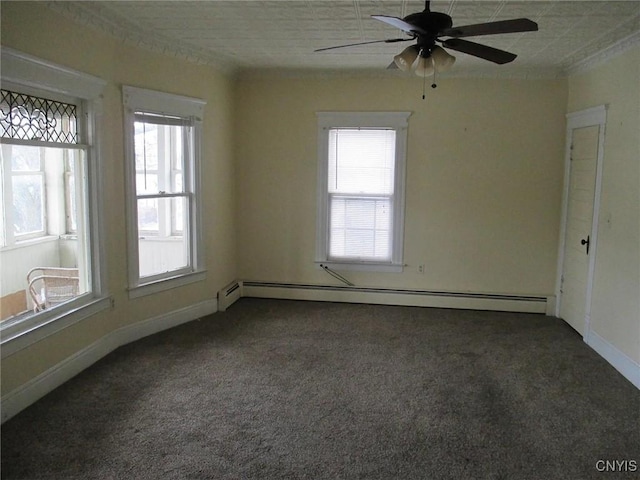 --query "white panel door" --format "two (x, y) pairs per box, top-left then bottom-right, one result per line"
(559, 125), (599, 335)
